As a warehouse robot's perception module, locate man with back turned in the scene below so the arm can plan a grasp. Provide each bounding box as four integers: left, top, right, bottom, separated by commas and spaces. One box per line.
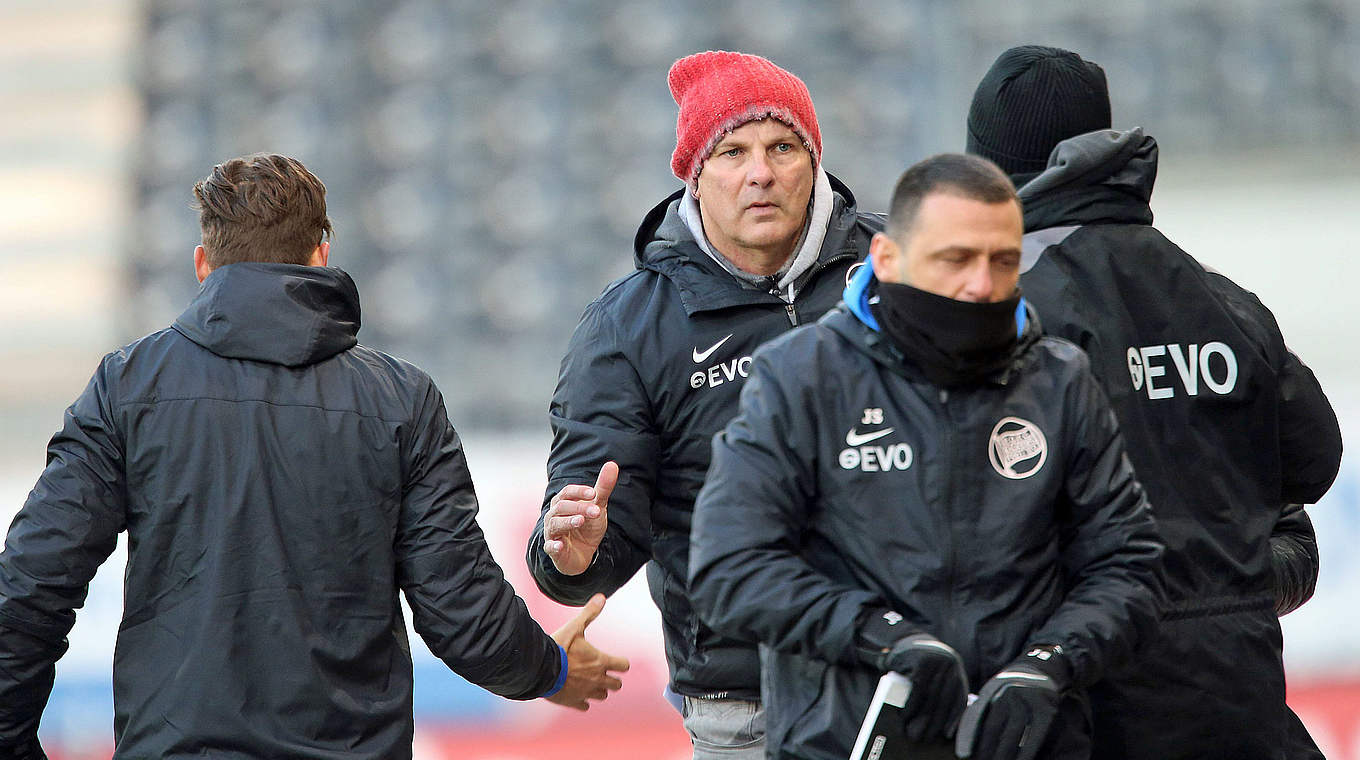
0, 153, 627, 759
965, 45, 1343, 759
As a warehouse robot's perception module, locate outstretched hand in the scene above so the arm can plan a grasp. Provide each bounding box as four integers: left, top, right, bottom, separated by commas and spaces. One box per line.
546, 593, 631, 711
543, 462, 618, 575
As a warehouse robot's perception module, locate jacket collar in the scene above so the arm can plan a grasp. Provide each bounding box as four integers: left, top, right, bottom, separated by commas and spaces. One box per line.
173, 263, 360, 367
832, 271, 1041, 387
842, 259, 1030, 338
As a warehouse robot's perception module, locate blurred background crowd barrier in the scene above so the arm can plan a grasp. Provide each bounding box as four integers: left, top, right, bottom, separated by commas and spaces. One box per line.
1, 1, 1357, 758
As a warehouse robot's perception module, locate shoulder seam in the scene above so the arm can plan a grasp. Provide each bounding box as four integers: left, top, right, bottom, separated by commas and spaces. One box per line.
114, 395, 409, 424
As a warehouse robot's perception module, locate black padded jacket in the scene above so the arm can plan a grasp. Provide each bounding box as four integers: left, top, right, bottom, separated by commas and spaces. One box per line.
527, 175, 880, 699
690, 294, 1164, 760
1015, 128, 1342, 760
0, 264, 561, 759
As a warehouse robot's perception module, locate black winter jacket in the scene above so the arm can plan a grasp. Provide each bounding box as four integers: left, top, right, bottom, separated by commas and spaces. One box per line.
689, 290, 1164, 760
0, 264, 561, 760
1015, 128, 1342, 760
527, 175, 879, 699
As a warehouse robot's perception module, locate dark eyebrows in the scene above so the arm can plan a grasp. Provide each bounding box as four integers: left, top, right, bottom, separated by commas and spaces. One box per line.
928, 245, 982, 257
927, 246, 1022, 259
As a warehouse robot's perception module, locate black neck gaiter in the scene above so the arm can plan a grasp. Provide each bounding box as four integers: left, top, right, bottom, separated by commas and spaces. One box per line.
871, 282, 1022, 388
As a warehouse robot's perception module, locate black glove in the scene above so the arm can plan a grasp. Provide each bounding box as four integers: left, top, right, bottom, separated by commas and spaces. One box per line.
956, 645, 1071, 760
1271, 503, 1319, 616
856, 609, 970, 743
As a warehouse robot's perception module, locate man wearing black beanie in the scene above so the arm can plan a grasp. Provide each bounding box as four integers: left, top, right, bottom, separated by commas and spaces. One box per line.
965, 45, 1342, 760
967, 45, 1111, 184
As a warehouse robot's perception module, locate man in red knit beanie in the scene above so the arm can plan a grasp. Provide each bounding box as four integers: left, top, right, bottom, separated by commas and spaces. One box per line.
528, 50, 881, 758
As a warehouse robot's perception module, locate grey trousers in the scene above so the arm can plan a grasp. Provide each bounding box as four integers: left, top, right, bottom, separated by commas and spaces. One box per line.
681, 696, 766, 759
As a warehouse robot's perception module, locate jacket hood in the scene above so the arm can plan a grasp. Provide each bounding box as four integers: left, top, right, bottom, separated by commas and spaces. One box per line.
173, 263, 360, 367
1017, 128, 1158, 231
836, 258, 1039, 381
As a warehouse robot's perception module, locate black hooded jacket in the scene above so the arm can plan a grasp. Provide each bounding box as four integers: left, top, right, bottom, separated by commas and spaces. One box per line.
0, 264, 561, 759
688, 291, 1164, 760
1015, 128, 1342, 759
527, 175, 880, 699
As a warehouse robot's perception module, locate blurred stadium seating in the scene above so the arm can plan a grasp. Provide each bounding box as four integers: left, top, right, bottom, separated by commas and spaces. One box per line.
122, 0, 1360, 429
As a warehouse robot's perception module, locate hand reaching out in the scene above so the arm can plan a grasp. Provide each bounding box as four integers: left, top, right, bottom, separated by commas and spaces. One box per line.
543, 462, 618, 575
545, 593, 631, 711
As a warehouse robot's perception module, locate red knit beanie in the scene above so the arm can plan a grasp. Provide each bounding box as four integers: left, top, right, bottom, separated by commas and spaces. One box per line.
668, 50, 822, 188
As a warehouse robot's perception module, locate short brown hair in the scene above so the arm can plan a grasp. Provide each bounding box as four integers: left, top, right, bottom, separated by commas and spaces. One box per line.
192, 153, 333, 267
886, 153, 1019, 241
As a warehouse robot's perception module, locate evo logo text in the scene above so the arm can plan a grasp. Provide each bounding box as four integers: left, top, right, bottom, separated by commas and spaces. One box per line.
1126, 342, 1238, 400
840, 408, 913, 471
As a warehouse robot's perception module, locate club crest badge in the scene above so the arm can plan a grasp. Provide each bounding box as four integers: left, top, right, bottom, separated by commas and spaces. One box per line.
988, 417, 1047, 479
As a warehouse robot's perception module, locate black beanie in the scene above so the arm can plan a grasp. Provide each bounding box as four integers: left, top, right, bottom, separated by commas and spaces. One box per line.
966, 45, 1111, 176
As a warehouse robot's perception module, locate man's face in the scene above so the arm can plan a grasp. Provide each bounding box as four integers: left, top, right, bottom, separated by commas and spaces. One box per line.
695, 119, 815, 264
871, 192, 1023, 303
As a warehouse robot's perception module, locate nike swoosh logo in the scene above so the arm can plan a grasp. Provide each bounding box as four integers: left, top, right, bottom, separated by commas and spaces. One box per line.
845, 427, 894, 446
693, 334, 734, 363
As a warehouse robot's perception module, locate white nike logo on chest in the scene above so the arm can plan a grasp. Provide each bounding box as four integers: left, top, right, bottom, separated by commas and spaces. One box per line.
845, 427, 895, 446
693, 334, 734, 363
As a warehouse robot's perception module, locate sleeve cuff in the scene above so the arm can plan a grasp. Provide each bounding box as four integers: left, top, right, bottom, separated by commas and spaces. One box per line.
854, 607, 914, 657
539, 644, 569, 698
533, 544, 617, 605
1016, 644, 1073, 691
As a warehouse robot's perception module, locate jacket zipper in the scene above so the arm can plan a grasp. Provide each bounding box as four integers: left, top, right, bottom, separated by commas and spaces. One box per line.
937, 387, 962, 680
767, 281, 800, 326
778, 249, 857, 326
